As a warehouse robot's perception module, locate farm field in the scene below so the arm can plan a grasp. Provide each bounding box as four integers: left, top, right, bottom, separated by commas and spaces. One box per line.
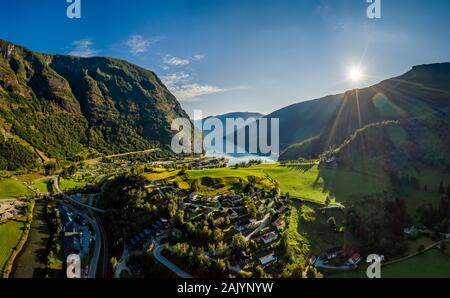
331, 249, 450, 278
32, 179, 53, 193
0, 178, 33, 199
252, 163, 332, 203
59, 178, 86, 190
0, 220, 26, 273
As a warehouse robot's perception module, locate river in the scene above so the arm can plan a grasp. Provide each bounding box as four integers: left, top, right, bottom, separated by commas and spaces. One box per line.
11, 199, 50, 278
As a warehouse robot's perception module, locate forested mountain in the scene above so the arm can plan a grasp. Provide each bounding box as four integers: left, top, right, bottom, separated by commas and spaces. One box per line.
0, 39, 189, 170
279, 63, 450, 167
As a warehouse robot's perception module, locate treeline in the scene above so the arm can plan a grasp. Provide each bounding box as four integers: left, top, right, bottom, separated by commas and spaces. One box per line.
164, 243, 231, 278
44, 201, 64, 278
99, 174, 181, 254
0, 137, 38, 170
345, 195, 413, 257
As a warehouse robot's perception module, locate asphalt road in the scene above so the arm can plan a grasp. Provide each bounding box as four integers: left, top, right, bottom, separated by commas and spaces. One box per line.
152, 244, 193, 278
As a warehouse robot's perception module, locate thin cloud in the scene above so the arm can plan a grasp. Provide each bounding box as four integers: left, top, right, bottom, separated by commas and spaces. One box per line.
192, 54, 205, 61
163, 55, 190, 66
161, 72, 225, 101
126, 35, 155, 55
68, 39, 99, 57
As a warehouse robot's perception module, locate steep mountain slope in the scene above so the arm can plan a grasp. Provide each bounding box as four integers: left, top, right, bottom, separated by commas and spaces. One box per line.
0, 39, 189, 170
266, 94, 342, 150
280, 63, 450, 161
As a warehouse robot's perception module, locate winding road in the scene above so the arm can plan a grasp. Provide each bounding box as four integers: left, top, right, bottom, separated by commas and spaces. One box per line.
152, 244, 193, 278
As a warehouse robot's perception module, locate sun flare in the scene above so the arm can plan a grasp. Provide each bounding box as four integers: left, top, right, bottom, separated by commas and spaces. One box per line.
348, 67, 363, 82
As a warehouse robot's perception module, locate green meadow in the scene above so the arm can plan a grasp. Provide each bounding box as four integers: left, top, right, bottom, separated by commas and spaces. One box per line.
0, 220, 26, 273
331, 249, 450, 278
59, 178, 86, 190
147, 162, 392, 204
0, 178, 33, 199
32, 179, 53, 193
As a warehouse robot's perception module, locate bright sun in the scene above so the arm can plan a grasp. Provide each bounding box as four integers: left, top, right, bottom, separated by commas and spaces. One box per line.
348, 67, 363, 82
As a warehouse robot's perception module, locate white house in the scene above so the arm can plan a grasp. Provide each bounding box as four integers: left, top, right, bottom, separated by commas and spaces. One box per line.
259, 254, 277, 266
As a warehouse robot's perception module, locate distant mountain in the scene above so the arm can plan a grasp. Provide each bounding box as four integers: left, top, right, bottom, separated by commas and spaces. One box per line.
194, 112, 264, 131
0, 39, 189, 170
280, 63, 450, 165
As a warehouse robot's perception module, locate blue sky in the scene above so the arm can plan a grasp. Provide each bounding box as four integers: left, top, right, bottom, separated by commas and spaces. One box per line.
1, 0, 450, 118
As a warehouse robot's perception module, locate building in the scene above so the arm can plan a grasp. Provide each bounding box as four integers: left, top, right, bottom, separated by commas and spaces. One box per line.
261, 232, 278, 244
171, 228, 183, 240
259, 254, 277, 266
272, 217, 285, 228
347, 253, 361, 266
403, 225, 416, 235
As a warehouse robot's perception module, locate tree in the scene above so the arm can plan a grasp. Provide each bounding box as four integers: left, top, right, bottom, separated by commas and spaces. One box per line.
327, 217, 337, 231
110, 257, 118, 272
213, 228, 224, 242
282, 262, 304, 278
248, 202, 257, 219
232, 233, 248, 250
254, 265, 269, 278
190, 180, 199, 192
325, 196, 331, 206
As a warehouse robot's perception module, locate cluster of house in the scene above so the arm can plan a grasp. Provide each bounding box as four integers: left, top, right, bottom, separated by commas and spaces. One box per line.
309, 247, 363, 269
189, 159, 226, 170
127, 218, 170, 251
59, 206, 93, 277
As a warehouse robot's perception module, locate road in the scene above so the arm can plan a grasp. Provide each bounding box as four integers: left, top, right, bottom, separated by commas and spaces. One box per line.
53, 176, 106, 278
84, 148, 160, 164
245, 213, 271, 240
53, 176, 105, 213
59, 203, 101, 278
152, 244, 193, 278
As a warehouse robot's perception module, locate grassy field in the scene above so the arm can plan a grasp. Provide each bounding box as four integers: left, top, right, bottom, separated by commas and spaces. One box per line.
332, 249, 450, 278
32, 179, 53, 193
0, 220, 26, 273
253, 163, 331, 203
168, 167, 273, 195
288, 201, 350, 257
59, 178, 86, 190
149, 162, 390, 204
145, 168, 180, 181
0, 178, 33, 199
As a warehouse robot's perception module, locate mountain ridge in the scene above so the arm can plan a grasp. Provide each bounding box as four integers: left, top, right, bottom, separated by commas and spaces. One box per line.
0, 38, 189, 170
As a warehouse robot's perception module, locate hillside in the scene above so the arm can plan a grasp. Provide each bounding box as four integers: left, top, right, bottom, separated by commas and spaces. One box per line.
280, 63, 450, 163
0, 39, 189, 170
266, 95, 342, 150
194, 112, 263, 131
